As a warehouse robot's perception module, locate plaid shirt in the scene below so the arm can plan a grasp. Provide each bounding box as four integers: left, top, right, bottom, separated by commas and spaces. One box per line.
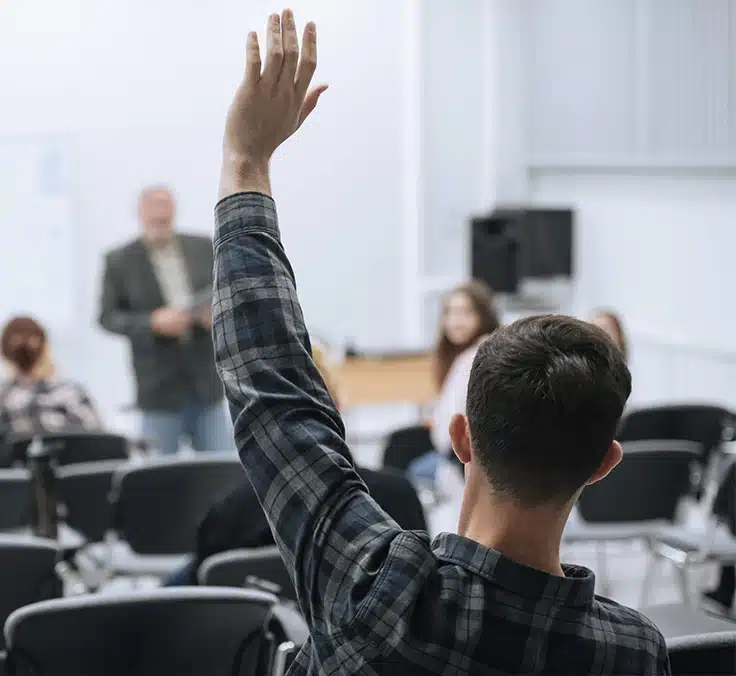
0, 377, 101, 439
213, 193, 669, 675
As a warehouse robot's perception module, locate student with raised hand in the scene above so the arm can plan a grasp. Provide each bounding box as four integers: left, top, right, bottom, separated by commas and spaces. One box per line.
212, 9, 669, 674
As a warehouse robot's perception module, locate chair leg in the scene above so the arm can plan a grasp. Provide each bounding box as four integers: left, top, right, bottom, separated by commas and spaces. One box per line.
676, 563, 693, 605
640, 550, 659, 608
596, 542, 610, 597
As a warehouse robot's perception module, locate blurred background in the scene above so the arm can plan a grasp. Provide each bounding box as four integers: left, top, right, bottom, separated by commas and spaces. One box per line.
3, 0, 735, 423
3, 3, 736, 663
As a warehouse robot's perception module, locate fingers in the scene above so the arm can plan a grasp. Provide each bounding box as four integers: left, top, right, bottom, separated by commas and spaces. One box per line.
262, 13, 284, 85
297, 84, 328, 129
295, 21, 317, 96
280, 9, 299, 84
245, 31, 261, 84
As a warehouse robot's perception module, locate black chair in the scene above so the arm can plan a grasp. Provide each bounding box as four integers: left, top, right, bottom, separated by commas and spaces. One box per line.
382, 424, 434, 472
576, 440, 699, 524
56, 460, 122, 543
644, 444, 736, 605
563, 440, 701, 597
667, 631, 736, 675
199, 546, 297, 602
642, 603, 736, 642
4, 432, 130, 468
0, 470, 31, 532
360, 466, 428, 531
0, 535, 60, 651
4, 587, 305, 676
619, 405, 735, 463
108, 453, 244, 577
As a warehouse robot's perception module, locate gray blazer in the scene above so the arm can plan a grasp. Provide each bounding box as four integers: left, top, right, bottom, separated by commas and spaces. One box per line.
98, 234, 223, 411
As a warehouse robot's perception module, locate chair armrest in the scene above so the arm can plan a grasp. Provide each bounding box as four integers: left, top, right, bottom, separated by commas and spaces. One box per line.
270, 603, 309, 647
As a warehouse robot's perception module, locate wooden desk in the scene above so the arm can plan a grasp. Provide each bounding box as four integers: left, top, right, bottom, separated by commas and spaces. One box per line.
338, 352, 435, 408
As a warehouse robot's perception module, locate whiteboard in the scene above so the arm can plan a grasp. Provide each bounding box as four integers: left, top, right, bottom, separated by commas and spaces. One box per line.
0, 137, 76, 330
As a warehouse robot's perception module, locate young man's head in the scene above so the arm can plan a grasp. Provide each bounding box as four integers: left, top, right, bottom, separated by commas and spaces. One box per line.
450, 315, 631, 511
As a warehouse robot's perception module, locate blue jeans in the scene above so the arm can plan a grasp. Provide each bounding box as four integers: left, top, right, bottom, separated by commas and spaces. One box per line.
141, 400, 234, 454
407, 451, 441, 486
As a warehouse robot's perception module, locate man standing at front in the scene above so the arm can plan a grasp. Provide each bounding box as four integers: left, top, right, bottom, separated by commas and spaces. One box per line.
99, 186, 231, 453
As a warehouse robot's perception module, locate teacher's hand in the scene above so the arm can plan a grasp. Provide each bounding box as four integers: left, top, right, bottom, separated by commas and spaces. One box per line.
151, 307, 191, 337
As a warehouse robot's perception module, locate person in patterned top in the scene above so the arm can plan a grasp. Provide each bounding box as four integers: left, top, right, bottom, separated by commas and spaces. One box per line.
0, 316, 101, 438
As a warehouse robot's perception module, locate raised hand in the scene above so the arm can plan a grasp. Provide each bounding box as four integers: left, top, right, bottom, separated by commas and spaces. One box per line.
221, 9, 327, 197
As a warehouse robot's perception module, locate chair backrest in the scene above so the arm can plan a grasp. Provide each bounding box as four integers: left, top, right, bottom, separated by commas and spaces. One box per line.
7, 433, 130, 467
382, 424, 434, 472
359, 467, 427, 531
112, 453, 244, 555
0, 535, 59, 651
0, 469, 31, 531
4, 587, 278, 676
198, 546, 297, 602
667, 631, 736, 675
56, 460, 122, 542
577, 440, 701, 523
618, 405, 735, 460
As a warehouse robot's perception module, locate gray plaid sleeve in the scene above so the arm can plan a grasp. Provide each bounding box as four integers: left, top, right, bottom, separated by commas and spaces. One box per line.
212, 193, 403, 636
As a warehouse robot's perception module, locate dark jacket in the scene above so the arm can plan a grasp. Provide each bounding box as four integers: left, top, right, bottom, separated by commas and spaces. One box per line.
98, 234, 223, 411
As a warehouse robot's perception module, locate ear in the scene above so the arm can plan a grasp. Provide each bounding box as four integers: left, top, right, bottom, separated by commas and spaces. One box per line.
449, 413, 473, 465
586, 440, 623, 486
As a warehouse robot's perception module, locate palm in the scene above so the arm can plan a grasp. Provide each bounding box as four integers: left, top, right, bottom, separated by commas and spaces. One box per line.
225, 11, 326, 164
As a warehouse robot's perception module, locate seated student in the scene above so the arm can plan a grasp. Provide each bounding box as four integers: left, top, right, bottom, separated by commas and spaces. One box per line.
165, 341, 427, 586
408, 280, 499, 490
210, 11, 669, 674
0, 316, 101, 437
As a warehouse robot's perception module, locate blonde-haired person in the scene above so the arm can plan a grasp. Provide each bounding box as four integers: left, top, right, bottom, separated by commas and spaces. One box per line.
590, 310, 628, 362
0, 316, 101, 437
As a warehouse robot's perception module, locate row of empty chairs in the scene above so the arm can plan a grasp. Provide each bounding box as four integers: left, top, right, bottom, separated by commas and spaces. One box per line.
558, 403, 736, 655
2, 411, 736, 673
0, 448, 242, 558
1, 587, 305, 676
0, 534, 730, 675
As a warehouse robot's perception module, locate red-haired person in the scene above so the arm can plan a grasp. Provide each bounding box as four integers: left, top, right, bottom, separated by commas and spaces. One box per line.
0, 316, 101, 437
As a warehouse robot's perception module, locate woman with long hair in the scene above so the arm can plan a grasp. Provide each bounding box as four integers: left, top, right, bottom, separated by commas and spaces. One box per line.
0, 316, 101, 436
408, 280, 500, 489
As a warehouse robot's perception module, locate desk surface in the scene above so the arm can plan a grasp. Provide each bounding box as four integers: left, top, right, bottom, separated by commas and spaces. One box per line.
338, 352, 435, 408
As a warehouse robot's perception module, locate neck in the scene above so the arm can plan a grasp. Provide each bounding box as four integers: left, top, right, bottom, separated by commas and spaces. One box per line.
144, 233, 174, 249
12, 361, 53, 382
457, 470, 573, 577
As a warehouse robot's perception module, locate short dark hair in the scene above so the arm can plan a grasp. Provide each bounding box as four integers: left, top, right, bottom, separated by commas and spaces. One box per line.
466, 315, 631, 507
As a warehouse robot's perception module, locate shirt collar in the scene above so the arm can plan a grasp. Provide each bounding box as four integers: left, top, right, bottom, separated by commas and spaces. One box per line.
431, 532, 596, 608
143, 234, 179, 255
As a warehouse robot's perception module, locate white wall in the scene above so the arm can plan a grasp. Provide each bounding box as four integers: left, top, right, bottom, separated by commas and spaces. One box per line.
531, 171, 736, 408
4, 0, 733, 420
0, 0, 410, 418
517, 0, 736, 408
